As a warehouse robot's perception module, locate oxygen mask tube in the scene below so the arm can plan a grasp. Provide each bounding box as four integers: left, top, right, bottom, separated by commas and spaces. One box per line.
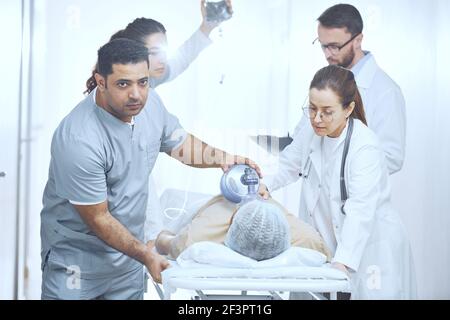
163, 171, 192, 222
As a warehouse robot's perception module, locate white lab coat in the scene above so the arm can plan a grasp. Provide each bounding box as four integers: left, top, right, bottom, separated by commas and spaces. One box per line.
294, 53, 406, 175
355, 53, 406, 175
265, 119, 416, 299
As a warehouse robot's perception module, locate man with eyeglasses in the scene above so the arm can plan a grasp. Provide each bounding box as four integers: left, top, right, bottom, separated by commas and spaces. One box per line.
300, 4, 406, 175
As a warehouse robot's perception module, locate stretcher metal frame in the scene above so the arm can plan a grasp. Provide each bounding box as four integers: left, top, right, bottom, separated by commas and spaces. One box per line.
149, 266, 351, 300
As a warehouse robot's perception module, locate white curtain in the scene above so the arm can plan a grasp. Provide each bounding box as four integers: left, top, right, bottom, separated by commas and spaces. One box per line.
19, 0, 450, 299
0, 0, 23, 300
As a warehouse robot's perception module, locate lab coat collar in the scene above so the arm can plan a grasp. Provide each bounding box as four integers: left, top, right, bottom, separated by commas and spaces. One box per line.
354, 52, 378, 89
308, 121, 350, 182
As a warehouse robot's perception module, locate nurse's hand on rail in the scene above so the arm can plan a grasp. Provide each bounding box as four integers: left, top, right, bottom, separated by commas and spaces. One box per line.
258, 183, 271, 200
145, 250, 171, 284
332, 262, 350, 277
200, 0, 233, 36
221, 154, 263, 178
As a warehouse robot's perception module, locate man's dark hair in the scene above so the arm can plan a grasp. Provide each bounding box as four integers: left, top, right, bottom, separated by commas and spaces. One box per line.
110, 18, 166, 44
97, 38, 149, 78
318, 4, 363, 36
85, 19, 165, 94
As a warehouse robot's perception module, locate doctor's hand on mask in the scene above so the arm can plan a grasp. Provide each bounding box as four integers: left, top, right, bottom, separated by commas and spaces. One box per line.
221, 154, 263, 179
258, 183, 271, 200
200, 0, 233, 36
145, 250, 171, 284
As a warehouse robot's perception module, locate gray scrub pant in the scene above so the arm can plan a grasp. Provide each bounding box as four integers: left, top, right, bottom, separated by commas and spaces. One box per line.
41, 259, 145, 300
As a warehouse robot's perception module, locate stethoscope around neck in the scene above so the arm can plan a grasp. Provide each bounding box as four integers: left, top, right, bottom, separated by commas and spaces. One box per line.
301, 117, 354, 215
339, 117, 354, 215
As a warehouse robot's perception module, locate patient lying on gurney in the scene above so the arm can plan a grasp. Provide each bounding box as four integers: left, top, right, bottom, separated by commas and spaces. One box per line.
155, 196, 331, 262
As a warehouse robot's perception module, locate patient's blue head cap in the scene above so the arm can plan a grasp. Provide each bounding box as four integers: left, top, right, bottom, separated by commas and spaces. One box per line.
224, 200, 290, 261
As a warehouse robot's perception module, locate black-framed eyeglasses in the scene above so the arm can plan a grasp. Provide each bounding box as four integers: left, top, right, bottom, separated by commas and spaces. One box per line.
312, 33, 361, 55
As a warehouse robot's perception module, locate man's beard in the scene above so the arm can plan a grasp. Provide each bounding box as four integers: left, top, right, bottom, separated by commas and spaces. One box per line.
327, 48, 356, 69
337, 49, 355, 69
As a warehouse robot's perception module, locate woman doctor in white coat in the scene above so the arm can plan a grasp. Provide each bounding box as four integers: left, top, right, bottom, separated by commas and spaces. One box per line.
259, 65, 416, 300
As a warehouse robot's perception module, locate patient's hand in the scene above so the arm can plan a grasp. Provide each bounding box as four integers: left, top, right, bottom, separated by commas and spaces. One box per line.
145, 250, 171, 284
258, 183, 271, 200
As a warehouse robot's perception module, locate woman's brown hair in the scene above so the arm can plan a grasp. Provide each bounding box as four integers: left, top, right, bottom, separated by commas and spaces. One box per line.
310, 65, 367, 126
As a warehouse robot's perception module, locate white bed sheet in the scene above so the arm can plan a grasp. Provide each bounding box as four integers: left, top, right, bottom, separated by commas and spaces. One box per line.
176, 241, 328, 269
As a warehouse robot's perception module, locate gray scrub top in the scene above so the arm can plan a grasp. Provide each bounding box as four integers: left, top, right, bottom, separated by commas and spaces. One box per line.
40, 89, 187, 279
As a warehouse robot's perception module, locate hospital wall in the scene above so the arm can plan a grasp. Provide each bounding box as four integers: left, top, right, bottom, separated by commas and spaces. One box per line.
0, 0, 449, 299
